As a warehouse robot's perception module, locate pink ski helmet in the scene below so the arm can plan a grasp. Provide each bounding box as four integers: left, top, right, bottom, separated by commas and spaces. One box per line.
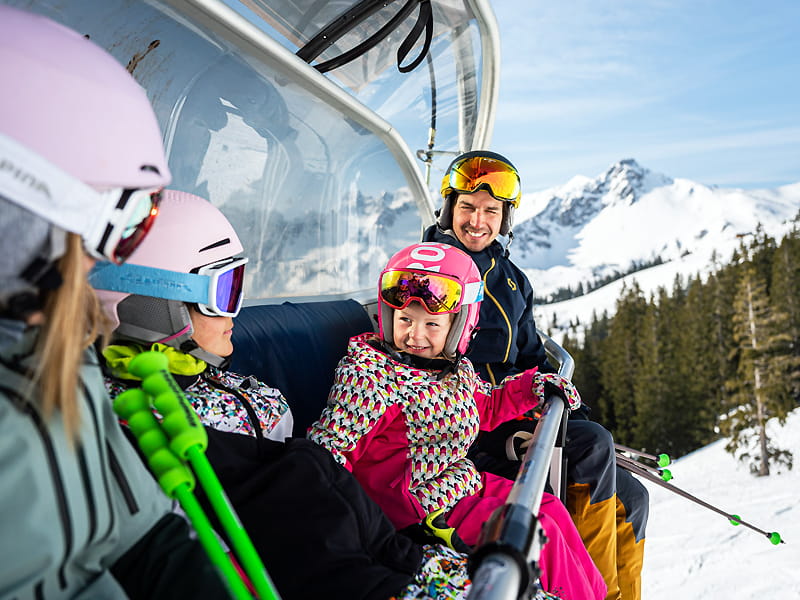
91, 190, 246, 367
0, 6, 171, 316
0, 6, 169, 191
378, 242, 483, 360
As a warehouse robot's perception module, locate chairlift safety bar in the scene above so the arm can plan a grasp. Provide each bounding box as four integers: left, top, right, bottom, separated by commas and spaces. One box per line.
467, 330, 574, 600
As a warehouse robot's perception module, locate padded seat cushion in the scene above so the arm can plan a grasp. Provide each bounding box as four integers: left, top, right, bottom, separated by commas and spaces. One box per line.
231, 300, 374, 436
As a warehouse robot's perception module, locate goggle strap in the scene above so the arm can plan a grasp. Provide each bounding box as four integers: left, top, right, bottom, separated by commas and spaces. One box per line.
89, 262, 213, 307
463, 280, 484, 304
0, 132, 108, 239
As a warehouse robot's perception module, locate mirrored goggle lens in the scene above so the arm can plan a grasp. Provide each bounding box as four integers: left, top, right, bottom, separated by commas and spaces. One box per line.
112, 188, 162, 264
380, 270, 464, 314
444, 156, 521, 205
214, 261, 246, 314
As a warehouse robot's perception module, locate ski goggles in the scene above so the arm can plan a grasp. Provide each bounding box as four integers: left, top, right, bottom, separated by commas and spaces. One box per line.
90, 255, 248, 317
441, 154, 522, 207
379, 269, 483, 315
0, 132, 162, 264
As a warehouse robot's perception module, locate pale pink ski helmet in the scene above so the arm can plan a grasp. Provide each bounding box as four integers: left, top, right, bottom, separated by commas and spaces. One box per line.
378, 242, 483, 360
91, 190, 246, 367
0, 6, 170, 316
0, 5, 170, 190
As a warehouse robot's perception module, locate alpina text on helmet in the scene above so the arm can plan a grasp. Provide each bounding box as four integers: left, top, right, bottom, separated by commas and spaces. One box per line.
0, 159, 51, 199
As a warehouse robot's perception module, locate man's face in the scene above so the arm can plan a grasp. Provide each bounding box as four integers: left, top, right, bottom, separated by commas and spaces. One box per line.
451, 190, 504, 252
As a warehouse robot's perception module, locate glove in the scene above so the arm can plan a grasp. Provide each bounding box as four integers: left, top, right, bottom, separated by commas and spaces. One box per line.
532, 372, 582, 412
401, 508, 471, 554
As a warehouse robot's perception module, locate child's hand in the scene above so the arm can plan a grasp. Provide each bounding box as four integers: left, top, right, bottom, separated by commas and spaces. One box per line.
532, 372, 582, 411
401, 508, 471, 554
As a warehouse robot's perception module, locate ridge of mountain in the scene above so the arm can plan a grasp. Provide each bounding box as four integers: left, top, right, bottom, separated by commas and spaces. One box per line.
509, 159, 800, 339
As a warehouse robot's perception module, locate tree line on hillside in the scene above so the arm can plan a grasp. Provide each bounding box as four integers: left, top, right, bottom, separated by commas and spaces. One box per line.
535, 256, 665, 305
558, 218, 800, 476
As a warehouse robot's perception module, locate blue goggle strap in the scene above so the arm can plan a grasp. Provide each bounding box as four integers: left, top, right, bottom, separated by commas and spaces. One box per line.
89, 262, 213, 307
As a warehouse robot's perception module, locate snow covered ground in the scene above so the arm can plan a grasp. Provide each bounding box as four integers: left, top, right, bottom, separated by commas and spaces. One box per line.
641, 408, 800, 598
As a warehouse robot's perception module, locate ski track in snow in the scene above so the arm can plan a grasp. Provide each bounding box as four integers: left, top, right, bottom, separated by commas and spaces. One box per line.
640, 408, 800, 598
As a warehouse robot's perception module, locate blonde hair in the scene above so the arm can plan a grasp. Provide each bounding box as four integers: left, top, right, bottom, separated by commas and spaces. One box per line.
32, 233, 110, 440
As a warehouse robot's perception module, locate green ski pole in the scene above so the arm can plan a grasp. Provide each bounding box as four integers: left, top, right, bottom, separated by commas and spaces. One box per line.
614, 443, 671, 468
616, 452, 673, 482
128, 351, 281, 600
616, 454, 785, 545
113, 385, 252, 600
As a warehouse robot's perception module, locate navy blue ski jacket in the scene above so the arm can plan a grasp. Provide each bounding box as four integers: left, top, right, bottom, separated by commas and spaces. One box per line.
422, 225, 554, 384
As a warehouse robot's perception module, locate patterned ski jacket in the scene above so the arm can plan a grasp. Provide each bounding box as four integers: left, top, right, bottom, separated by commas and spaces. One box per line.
104, 345, 293, 442
307, 333, 541, 530
422, 225, 553, 384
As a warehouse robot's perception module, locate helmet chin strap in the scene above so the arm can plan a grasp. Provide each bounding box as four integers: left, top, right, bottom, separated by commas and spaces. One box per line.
114, 297, 231, 369
503, 231, 514, 257
178, 337, 230, 369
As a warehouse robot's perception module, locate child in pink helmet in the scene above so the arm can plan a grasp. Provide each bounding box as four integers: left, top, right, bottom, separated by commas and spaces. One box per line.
308, 242, 606, 600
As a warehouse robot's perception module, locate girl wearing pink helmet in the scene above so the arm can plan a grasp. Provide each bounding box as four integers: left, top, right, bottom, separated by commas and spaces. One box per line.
0, 6, 227, 599
309, 242, 606, 600
91, 189, 294, 441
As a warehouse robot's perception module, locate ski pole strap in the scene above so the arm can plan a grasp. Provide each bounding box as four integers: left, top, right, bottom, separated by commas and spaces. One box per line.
125, 351, 281, 599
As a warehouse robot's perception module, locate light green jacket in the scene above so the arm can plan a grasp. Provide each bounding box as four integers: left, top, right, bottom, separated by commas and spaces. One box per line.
0, 325, 171, 599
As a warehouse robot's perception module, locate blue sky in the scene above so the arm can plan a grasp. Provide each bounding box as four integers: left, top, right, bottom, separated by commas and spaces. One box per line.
490, 0, 800, 192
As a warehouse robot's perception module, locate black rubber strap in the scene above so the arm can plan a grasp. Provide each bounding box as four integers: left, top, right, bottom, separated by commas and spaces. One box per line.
396, 0, 433, 73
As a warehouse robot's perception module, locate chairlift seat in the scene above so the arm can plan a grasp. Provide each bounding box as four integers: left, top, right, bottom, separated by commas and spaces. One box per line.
230, 300, 374, 437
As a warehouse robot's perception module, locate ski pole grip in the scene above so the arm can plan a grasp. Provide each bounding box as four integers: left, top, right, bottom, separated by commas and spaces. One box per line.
127, 352, 208, 459
113, 387, 195, 496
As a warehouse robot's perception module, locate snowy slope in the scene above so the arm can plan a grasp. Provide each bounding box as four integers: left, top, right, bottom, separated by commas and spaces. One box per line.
640, 408, 800, 598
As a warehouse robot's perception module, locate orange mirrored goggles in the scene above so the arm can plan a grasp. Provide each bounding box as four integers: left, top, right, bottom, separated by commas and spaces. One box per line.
441, 155, 521, 208
379, 269, 484, 315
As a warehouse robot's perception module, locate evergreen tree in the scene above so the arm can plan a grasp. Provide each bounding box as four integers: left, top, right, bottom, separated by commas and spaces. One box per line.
681, 274, 725, 446
599, 281, 648, 445
770, 226, 800, 358
630, 294, 665, 451
723, 253, 797, 475
572, 311, 609, 424
707, 251, 739, 430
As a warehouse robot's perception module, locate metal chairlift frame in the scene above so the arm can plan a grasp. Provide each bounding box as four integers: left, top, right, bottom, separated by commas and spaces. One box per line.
467, 330, 572, 600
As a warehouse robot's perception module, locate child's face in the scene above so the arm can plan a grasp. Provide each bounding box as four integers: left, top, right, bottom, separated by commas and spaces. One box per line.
189, 306, 234, 358
392, 302, 453, 359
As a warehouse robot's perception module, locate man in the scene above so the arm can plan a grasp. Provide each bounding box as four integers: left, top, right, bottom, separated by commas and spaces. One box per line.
422, 150, 649, 600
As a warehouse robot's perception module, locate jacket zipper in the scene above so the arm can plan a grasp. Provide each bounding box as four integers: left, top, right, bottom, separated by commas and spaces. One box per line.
481, 257, 514, 367
107, 442, 139, 514
80, 380, 138, 515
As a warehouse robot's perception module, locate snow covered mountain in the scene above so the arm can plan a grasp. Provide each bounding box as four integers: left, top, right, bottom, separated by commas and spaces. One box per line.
508, 159, 800, 338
